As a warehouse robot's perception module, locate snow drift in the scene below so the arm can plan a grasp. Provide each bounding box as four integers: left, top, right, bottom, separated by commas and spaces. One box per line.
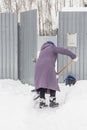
0, 79, 87, 130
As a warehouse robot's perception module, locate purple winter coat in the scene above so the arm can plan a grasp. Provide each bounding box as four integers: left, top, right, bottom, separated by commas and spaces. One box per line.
34, 43, 76, 91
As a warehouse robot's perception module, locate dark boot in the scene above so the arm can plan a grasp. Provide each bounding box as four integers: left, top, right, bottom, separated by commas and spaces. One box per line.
49, 97, 59, 108
39, 98, 48, 108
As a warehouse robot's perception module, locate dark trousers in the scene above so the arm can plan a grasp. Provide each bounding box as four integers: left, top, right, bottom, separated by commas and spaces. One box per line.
38, 88, 56, 99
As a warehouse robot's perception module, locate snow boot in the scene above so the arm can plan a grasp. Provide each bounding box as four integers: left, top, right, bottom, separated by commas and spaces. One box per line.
49, 97, 59, 108
39, 98, 48, 108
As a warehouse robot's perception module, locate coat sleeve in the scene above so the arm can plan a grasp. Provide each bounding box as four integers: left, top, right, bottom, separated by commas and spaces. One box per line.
53, 46, 76, 59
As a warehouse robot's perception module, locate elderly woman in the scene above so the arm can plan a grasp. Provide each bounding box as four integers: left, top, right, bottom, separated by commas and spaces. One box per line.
34, 41, 76, 108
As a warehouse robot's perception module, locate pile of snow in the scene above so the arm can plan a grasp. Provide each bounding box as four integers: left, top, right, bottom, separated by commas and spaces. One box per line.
0, 79, 87, 130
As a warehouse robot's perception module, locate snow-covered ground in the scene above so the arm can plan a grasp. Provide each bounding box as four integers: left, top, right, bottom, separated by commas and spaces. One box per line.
0, 79, 87, 130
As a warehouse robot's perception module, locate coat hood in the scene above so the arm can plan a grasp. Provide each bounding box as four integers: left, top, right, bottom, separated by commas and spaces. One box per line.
41, 43, 54, 51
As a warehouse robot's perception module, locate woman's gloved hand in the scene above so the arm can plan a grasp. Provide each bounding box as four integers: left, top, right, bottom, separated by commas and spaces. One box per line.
73, 57, 78, 62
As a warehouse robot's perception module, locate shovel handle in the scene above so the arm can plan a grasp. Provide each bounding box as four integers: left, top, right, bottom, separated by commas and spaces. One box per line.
56, 59, 75, 76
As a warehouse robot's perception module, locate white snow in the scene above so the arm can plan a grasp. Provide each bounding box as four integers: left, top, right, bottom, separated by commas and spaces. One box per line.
0, 79, 87, 130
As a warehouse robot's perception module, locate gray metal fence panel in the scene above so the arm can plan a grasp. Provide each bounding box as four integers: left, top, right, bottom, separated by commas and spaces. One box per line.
19, 10, 37, 85
0, 13, 18, 79
0, 14, 2, 78
58, 11, 87, 82
84, 12, 87, 79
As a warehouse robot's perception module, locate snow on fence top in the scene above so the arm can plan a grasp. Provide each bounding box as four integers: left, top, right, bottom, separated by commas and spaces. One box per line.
62, 7, 87, 12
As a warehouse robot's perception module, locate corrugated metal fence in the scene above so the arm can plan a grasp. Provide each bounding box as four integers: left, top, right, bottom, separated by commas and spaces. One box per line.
0, 10, 37, 85
18, 10, 37, 85
58, 11, 87, 82
0, 13, 18, 79
1, 10, 87, 84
